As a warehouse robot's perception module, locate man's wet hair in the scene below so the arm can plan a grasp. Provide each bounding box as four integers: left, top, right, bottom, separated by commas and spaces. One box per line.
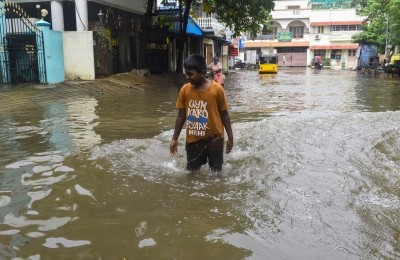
184, 54, 207, 73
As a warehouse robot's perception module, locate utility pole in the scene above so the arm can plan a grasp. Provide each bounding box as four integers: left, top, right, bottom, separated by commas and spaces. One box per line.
385, 15, 390, 60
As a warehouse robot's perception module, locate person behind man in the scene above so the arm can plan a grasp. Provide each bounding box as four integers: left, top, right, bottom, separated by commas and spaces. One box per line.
207, 56, 225, 87
170, 54, 233, 172
282, 54, 286, 67
314, 55, 322, 70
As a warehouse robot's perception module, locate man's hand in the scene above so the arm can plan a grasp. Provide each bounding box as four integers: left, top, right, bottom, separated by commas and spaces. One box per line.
170, 139, 178, 155
225, 138, 233, 154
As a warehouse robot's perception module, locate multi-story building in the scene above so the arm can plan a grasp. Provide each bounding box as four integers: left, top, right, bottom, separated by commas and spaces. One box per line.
156, 1, 231, 72
241, 0, 365, 69
192, 5, 232, 70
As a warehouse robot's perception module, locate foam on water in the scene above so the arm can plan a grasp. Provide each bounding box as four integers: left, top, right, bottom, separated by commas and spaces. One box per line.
88, 110, 400, 258
90, 110, 400, 177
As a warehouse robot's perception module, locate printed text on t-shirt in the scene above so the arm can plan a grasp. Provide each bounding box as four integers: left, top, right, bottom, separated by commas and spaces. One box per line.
187, 99, 208, 137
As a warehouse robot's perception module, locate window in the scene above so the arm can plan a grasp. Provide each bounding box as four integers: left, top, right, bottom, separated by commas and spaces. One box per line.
348, 50, 357, 56
289, 26, 304, 38
331, 25, 362, 31
317, 26, 324, 34
287, 5, 300, 15
314, 50, 326, 58
331, 49, 341, 61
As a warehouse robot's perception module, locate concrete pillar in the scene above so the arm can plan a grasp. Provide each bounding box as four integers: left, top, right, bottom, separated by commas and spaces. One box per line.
36, 19, 51, 83
36, 18, 66, 83
51, 1, 64, 31
75, 0, 88, 31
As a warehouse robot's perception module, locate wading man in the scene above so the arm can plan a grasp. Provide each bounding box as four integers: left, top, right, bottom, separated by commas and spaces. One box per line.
169, 54, 233, 172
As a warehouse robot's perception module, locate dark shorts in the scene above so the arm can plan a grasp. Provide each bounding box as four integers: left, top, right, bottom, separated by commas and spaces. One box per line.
185, 137, 224, 171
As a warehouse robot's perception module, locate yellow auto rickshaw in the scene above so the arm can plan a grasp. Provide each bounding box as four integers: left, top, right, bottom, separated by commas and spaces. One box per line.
383, 53, 400, 77
258, 53, 278, 74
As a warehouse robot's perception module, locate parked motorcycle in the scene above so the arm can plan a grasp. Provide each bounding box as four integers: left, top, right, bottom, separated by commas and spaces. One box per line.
233, 60, 247, 69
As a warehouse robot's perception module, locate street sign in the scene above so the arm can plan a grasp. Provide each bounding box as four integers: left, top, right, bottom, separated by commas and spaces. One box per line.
228, 44, 239, 56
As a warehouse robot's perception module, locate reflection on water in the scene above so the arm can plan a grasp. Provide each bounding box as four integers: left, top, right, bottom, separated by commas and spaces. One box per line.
0, 69, 399, 259
226, 68, 400, 120
0, 88, 101, 166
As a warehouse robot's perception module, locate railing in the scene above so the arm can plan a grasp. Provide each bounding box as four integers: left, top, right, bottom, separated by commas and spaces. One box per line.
272, 9, 311, 19
196, 17, 226, 32
309, 0, 352, 10
253, 34, 277, 40
248, 33, 310, 41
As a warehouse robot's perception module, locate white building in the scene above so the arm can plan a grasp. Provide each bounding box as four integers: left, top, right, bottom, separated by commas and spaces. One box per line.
242, 0, 365, 69
192, 5, 233, 71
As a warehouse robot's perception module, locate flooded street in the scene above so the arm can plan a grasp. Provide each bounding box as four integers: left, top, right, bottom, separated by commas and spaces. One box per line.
0, 68, 399, 259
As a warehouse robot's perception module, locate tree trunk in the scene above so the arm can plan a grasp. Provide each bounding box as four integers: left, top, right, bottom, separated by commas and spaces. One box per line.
138, 0, 155, 69
176, 0, 192, 74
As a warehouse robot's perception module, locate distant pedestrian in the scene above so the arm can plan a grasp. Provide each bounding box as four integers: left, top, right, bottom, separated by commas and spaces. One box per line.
282, 54, 286, 67
314, 55, 322, 70
207, 56, 225, 87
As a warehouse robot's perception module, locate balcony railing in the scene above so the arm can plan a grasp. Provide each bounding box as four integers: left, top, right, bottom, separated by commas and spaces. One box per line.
253, 34, 277, 40
196, 17, 226, 32
247, 33, 309, 41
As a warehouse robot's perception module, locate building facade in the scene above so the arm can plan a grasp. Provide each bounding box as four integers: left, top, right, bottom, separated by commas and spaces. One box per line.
192, 5, 232, 72
241, 0, 365, 69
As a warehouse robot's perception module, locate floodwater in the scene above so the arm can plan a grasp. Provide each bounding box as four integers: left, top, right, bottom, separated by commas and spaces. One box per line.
0, 68, 399, 259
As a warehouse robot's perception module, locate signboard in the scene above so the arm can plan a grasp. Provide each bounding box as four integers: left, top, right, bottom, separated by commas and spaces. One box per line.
239, 39, 245, 49
228, 44, 239, 56
278, 32, 293, 42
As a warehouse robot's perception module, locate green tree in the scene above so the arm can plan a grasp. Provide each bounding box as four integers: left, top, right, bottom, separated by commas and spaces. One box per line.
204, 0, 275, 39
351, 0, 400, 53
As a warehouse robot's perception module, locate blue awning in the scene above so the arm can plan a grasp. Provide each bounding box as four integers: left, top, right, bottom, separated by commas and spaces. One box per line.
186, 16, 202, 36
172, 16, 202, 37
